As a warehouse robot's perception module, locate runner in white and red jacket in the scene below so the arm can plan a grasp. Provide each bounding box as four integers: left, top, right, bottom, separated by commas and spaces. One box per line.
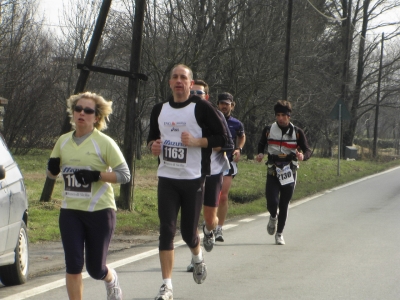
256, 100, 311, 245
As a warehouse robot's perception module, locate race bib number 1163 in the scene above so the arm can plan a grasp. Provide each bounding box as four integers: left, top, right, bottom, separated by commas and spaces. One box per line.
163, 145, 187, 168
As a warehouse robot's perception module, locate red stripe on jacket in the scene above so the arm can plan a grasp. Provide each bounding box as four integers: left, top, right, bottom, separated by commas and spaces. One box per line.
268, 140, 297, 149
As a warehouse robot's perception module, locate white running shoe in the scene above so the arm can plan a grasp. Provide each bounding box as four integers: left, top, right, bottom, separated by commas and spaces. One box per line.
193, 259, 207, 284
203, 224, 215, 252
187, 259, 194, 272
154, 284, 173, 300
267, 216, 278, 235
105, 269, 122, 300
214, 227, 224, 242
275, 233, 285, 245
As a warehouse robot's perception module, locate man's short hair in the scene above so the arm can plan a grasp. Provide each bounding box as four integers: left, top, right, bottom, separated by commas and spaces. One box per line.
170, 64, 193, 80
274, 100, 292, 116
194, 79, 209, 95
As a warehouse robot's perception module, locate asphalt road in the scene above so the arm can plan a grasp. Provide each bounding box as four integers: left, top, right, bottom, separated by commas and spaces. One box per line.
1, 166, 400, 300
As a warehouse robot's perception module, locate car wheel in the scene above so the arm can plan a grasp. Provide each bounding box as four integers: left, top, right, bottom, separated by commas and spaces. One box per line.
0, 222, 29, 286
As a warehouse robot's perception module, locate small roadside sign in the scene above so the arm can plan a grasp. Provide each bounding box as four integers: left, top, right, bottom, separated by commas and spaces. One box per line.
329, 99, 351, 120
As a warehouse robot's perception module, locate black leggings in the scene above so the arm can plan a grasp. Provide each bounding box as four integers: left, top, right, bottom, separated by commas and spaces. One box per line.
157, 176, 205, 250
59, 208, 115, 279
265, 173, 296, 233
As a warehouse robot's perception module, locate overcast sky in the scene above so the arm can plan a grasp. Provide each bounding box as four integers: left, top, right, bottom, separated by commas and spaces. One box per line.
38, 0, 65, 26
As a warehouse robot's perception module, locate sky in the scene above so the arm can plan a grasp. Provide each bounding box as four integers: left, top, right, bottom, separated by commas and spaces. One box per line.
37, 0, 125, 34
38, 0, 65, 27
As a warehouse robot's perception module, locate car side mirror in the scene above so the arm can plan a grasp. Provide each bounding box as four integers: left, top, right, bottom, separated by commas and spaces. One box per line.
0, 165, 5, 180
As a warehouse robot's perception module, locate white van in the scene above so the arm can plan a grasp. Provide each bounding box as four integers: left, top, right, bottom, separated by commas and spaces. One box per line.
0, 134, 29, 286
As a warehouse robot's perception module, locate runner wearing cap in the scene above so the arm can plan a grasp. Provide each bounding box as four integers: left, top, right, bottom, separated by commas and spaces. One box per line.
214, 92, 246, 242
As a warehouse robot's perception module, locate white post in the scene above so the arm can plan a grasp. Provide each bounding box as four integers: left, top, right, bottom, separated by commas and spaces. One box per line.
338, 104, 342, 176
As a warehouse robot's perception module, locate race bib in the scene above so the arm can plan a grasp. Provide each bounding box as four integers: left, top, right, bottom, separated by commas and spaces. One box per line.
163, 145, 187, 168
62, 167, 92, 199
162, 122, 188, 168
276, 164, 294, 185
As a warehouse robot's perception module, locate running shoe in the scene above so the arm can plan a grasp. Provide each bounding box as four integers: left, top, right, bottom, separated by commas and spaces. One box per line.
193, 259, 207, 284
154, 284, 173, 300
214, 227, 224, 242
105, 269, 123, 300
187, 259, 194, 272
203, 224, 215, 252
267, 216, 278, 235
275, 233, 285, 245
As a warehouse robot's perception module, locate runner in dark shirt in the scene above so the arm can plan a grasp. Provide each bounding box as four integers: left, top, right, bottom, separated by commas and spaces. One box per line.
256, 100, 311, 245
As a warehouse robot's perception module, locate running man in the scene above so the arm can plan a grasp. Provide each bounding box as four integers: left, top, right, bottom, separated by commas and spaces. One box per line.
215, 92, 246, 242
147, 65, 229, 300
256, 100, 311, 245
186, 80, 234, 272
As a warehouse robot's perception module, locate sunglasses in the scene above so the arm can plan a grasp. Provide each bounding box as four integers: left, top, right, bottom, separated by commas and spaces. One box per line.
190, 90, 206, 95
74, 105, 96, 114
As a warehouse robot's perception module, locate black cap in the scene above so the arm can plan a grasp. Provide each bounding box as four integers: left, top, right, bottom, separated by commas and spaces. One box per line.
218, 92, 233, 104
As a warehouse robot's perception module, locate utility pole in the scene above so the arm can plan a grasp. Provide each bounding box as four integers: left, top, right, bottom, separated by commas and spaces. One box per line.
373, 32, 384, 158
40, 0, 113, 202
40, 0, 147, 204
60, 0, 113, 135
341, 0, 352, 104
119, 0, 146, 210
282, 0, 293, 100
339, 0, 352, 159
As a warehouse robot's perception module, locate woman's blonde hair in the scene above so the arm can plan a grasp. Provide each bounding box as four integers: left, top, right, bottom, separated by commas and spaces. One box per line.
67, 92, 112, 131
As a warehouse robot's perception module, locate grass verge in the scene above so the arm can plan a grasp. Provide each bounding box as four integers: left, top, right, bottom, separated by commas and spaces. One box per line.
15, 150, 400, 243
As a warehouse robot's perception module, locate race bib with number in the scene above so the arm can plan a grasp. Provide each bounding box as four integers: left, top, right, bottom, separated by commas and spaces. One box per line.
63, 167, 92, 199
163, 145, 188, 168
275, 164, 294, 185
162, 122, 188, 168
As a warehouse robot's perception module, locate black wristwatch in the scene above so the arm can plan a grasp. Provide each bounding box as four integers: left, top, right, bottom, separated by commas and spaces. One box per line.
236, 147, 242, 153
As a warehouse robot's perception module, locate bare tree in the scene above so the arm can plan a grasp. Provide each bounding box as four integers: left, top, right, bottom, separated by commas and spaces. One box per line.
338, 0, 400, 152
3, 0, 400, 160
0, 0, 64, 153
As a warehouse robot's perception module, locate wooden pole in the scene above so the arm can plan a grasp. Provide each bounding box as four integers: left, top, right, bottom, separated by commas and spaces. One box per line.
40, 0, 112, 202
119, 0, 146, 210
282, 0, 293, 100
373, 33, 384, 158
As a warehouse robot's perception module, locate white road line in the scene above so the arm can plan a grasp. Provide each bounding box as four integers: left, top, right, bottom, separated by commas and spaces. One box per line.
221, 224, 238, 230
258, 212, 270, 217
7, 227, 234, 299
9, 166, 400, 299
2, 278, 66, 300
239, 218, 255, 222
1, 231, 231, 300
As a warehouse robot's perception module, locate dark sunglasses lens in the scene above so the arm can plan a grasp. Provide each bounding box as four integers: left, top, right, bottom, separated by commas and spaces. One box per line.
74, 105, 95, 114
190, 90, 205, 95
83, 108, 95, 114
